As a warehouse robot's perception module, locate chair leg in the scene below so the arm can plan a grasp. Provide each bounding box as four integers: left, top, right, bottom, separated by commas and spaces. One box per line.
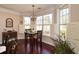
30, 44, 33, 54
29, 39, 34, 54
36, 40, 38, 53
25, 40, 27, 54
40, 42, 42, 54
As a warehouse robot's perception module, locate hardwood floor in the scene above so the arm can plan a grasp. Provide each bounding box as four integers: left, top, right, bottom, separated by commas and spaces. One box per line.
15, 39, 55, 54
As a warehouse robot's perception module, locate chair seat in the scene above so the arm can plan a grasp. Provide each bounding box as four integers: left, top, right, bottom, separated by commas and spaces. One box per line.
0, 46, 6, 53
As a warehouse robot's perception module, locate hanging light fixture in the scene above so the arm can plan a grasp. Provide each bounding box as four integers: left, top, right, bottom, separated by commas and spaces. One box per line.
31, 5, 36, 21
30, 5, 36, 31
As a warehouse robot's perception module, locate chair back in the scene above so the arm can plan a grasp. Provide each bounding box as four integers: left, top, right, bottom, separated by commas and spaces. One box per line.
6, 39, 17, 54
4, 32, 17, 54
37, 31, 42, 42
2, 31, 17, 45
25, 33, 36, 53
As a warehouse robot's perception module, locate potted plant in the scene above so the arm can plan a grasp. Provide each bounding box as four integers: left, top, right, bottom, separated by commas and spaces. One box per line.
55, 39, 74, 54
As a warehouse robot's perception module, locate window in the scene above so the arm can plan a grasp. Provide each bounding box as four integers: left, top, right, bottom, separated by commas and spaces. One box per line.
36, 14, 52, 36
43, 14, 52, 24
43, 14, 52, 36
43, 25, 50, 36
59, 8, 69, 40
24, 17, 30, 29
36, 16, 42, 30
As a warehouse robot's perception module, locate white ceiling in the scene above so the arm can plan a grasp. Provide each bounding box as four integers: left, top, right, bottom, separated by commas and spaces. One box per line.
0, 4, 59, 16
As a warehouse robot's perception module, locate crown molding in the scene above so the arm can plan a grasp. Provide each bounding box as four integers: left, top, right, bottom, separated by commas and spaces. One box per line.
0, 4, 61, 16
0, 7, 21, 15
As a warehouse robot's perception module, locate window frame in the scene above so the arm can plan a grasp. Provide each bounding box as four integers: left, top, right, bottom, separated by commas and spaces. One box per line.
36, 14, 52, 36
59, 7, 69, 40
24, 17, 31, 29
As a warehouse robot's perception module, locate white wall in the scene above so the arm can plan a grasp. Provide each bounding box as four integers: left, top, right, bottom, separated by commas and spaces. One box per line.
67, 4, 79, 53
0, 12, 23, 44
67, 22, 79, 53
52, 8, 60, 40
42, 36, 55, 46
51, 4, 79, 53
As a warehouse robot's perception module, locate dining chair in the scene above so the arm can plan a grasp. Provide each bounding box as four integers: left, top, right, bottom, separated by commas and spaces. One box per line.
6, 39, 17, 54
5, 34, 17, 54
25, 33, 34, 53
36, 30, 42, 54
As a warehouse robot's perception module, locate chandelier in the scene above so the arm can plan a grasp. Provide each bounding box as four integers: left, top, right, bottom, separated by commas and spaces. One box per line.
31, 5, 36, 21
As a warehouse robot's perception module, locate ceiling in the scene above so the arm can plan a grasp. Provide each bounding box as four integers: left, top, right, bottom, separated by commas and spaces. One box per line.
0, 4, 59, 16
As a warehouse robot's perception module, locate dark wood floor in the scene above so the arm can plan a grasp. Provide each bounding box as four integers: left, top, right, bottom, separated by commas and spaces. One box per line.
15, 39, 55, 54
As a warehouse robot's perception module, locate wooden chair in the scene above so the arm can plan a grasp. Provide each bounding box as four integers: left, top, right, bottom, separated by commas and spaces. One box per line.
25, 33, 29, 53
36, 30, 42, 53
25, 33, 34, 53
6, 39, 17, 54
2, 31, 17, 54
2, 31, 17, 45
